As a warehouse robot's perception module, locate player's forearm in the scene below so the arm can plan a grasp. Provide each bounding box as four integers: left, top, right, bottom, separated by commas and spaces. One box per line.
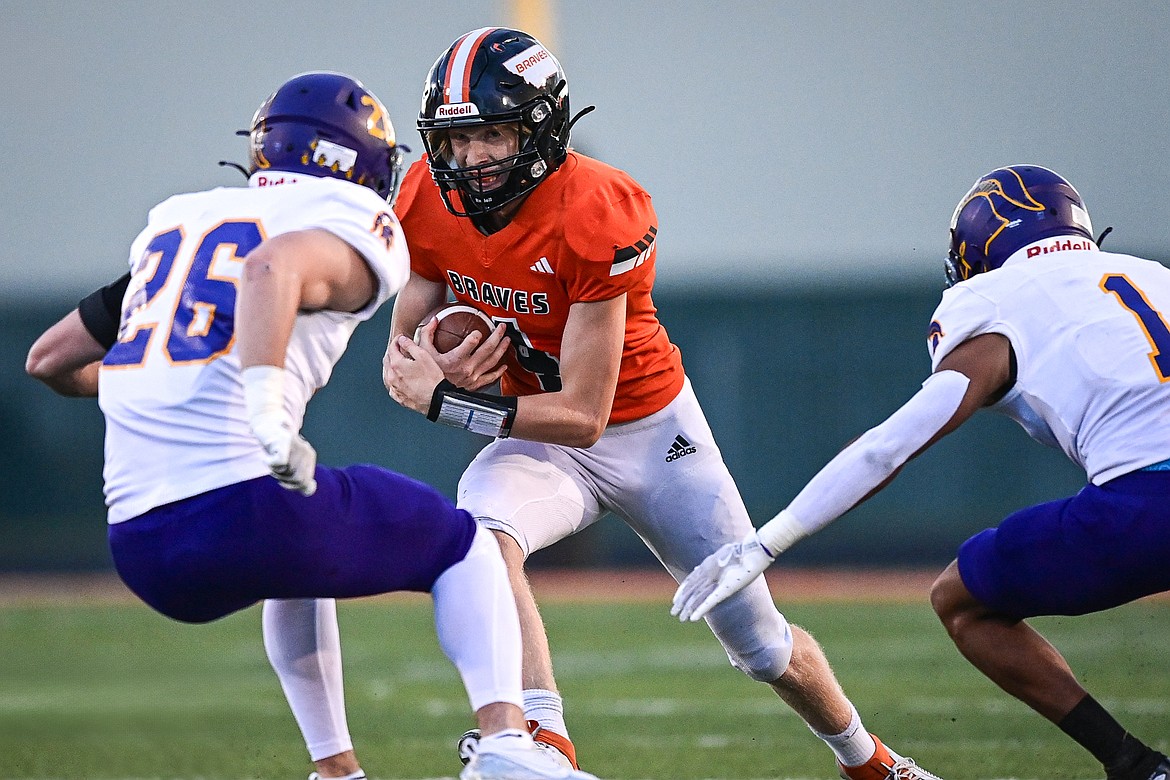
760, 370, 972, 554
32, 361, 102, 397
26, 309, 108, 397
389, 274, 446, 342
509, 392, 611, 448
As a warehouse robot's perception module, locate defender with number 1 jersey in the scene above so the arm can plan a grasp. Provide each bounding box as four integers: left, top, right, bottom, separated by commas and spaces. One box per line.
395, 151, 685, 423
928, 242, 1170, 484
99, 176, 409, 523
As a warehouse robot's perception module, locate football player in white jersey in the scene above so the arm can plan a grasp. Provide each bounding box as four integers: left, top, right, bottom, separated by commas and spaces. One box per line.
673, 164, 1170, 780
26, 72, 600, 780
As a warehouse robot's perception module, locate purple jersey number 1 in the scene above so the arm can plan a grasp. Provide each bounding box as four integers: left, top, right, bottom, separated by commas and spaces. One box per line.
1101, 273, 1170, 382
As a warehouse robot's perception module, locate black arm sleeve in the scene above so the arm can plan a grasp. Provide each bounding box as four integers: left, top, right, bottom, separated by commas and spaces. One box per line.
77, 272, 130, 350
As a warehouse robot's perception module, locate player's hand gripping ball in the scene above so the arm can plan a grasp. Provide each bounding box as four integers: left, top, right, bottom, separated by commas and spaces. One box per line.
415, 303, 497, 354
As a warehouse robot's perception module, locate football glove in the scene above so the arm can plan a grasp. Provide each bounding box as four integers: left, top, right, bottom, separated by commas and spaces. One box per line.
242, 365, 318, 497
671, 531, 775, 622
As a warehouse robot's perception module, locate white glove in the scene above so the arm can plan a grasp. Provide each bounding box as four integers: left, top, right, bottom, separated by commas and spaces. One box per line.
242, 365, 318, 497
671, 531, 775, 623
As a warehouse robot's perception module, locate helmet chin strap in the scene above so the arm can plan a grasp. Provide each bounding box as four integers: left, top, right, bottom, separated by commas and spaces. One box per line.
567, 105, 596, 131
217, 160, 250, 179
218, 128, 253, 180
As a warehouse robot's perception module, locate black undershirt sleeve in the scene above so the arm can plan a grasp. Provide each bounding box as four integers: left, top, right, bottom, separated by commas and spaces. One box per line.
77, 271, 130, 350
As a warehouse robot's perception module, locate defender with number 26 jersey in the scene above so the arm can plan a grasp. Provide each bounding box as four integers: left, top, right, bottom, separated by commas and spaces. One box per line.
100, 176, 408, 523
928, 243, 1170, 484
395, 150, 685, 424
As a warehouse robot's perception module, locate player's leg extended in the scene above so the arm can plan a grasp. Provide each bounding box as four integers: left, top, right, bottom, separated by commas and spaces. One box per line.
458, 439, 603, 769
262, 598, 364, 780
931, 561, 1085, 718
932, 474, 1170, 780
618, 381, 940, 778
490, 529, 559, 693
430, 505, 600, 779
432, 524, 527, 731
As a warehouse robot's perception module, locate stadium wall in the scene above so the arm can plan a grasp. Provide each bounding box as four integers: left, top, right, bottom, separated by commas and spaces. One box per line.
0, 287, 1083, 572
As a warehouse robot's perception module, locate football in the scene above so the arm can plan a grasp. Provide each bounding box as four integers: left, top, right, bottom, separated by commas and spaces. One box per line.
416, 303, 497, 354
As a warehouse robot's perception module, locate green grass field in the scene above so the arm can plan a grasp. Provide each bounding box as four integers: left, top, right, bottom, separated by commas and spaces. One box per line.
2, 590, 1167, 780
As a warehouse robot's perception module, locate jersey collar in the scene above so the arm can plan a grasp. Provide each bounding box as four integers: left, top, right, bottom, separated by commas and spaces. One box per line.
1003, 234, 1099, 267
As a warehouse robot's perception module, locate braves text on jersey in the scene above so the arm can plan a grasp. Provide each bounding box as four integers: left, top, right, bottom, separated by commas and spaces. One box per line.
395, 151, 685, 424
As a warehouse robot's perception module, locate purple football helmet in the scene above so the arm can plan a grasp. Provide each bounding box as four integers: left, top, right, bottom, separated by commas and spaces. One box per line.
946, 165, 1094, 286
246, 72, 405, 203
417, 27, 576, 220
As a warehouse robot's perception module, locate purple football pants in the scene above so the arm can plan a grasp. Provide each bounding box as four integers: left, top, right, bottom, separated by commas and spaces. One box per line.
108, 464, 476, 623
958, 468, 1170, 619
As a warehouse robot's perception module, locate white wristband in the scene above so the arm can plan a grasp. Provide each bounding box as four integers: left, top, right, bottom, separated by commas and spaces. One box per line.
242, 364, 286, 421
756, 508, 809, 556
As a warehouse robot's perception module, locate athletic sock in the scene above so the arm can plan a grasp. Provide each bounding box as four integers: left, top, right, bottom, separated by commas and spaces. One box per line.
523, 688, 570, 737
1057, 694, 1153, 775
809, 704, 879, 768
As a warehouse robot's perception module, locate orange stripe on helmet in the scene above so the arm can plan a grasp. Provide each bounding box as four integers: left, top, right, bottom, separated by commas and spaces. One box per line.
444, 27, 498, 104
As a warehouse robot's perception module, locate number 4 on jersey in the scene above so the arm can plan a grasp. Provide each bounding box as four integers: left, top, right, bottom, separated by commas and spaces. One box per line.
493, 317, 562, 391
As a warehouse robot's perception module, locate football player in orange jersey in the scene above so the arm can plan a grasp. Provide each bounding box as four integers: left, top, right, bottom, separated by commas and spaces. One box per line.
383, 27, 943, 780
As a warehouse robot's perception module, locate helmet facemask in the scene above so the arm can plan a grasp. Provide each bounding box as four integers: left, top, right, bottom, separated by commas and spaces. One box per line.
417, 28, 581, 225
421, 88, 567, 219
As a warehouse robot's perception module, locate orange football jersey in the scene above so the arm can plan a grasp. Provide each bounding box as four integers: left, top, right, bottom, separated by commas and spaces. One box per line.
396, 151, 685, 424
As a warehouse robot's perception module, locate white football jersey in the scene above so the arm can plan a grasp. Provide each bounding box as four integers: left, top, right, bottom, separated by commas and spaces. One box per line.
928, 238, 1170, 484
99, 175, 409, 523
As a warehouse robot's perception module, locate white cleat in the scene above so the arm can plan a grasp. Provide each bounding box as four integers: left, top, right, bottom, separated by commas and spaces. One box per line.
884, 745, 944, 780
458, 727, 575, 769
886, 757, 944, 780
459, 732, 599, 780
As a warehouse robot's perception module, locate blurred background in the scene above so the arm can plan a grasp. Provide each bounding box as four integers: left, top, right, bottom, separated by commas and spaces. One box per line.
3, 0, 1167, 572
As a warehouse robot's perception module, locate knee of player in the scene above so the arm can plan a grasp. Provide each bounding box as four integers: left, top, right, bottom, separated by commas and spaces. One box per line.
929, 561, 971, 632
724, 622, 794, 682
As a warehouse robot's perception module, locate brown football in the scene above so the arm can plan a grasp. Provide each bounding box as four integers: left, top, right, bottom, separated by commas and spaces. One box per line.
417, 303, 496, 354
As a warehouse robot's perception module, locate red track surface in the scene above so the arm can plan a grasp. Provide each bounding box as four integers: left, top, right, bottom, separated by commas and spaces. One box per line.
0, 568, 942, 606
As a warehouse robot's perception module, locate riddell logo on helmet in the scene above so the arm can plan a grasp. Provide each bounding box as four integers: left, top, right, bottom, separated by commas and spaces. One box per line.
1027, 239, 1094, 258
437, 102, 480, 118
